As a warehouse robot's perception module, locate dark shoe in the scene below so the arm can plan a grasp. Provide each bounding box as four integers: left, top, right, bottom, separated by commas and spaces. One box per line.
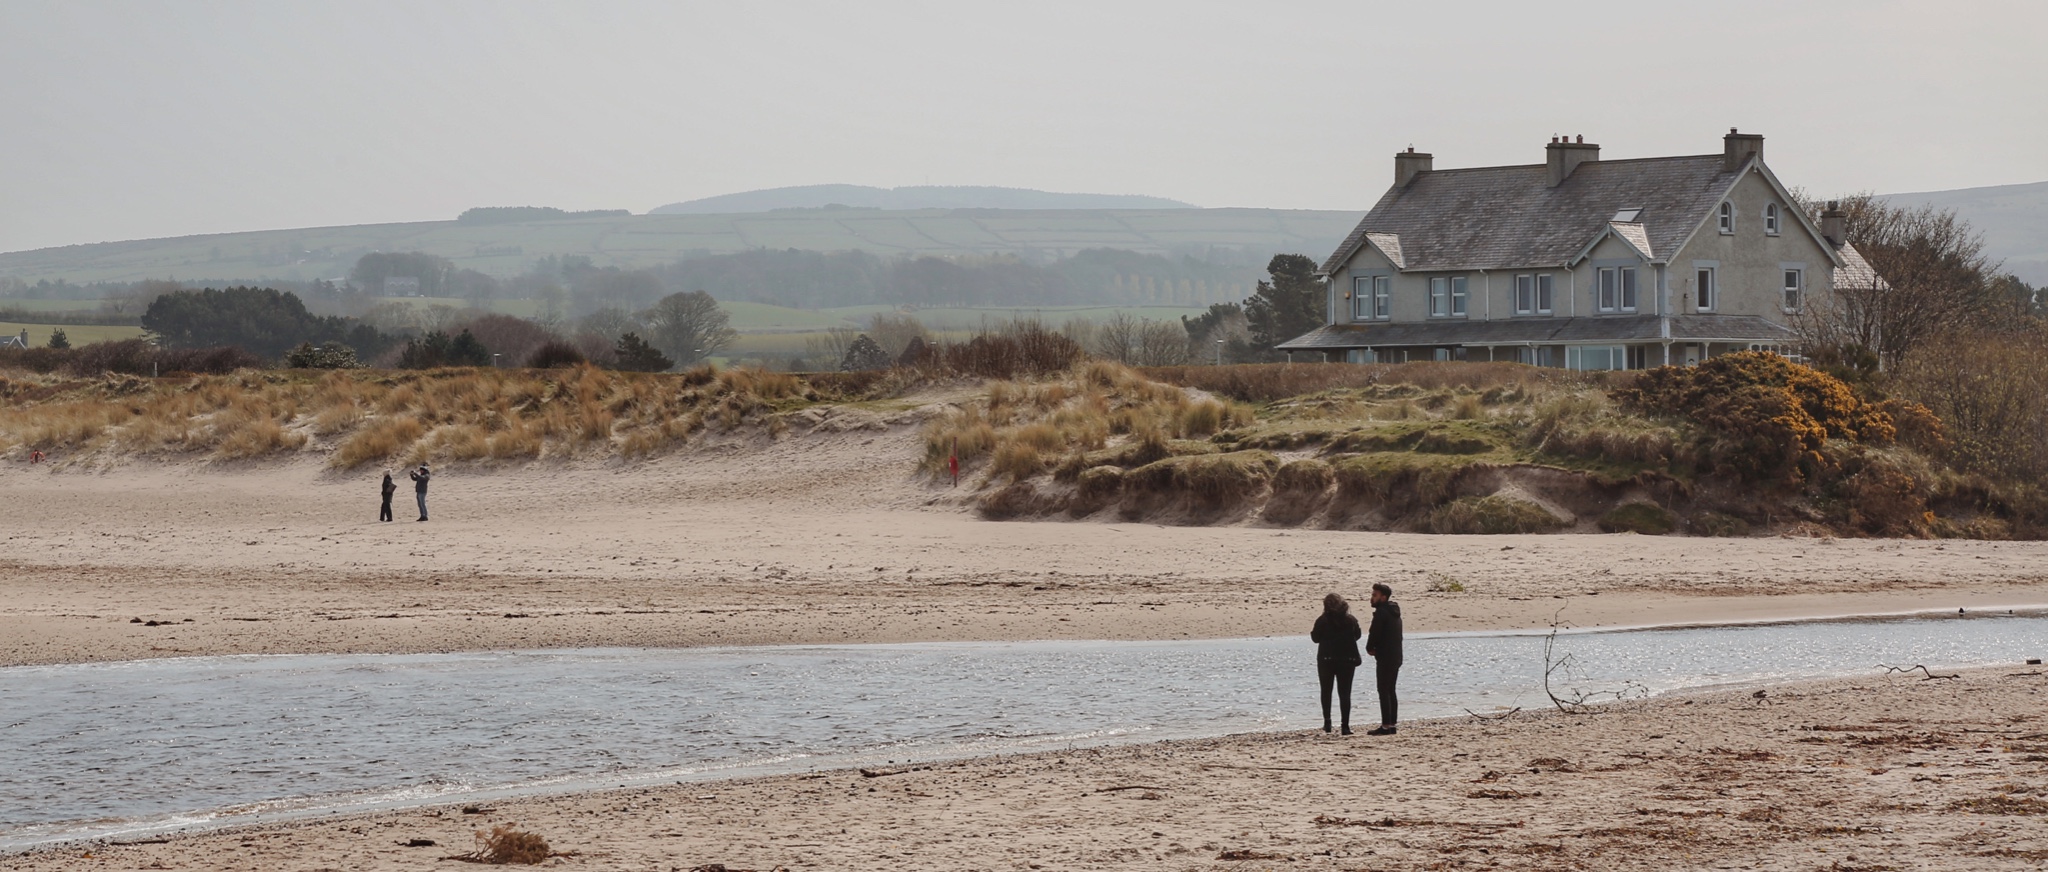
1322, 722, 1332, 734
1340, 726, 1352, 735
1367, 726, 1396, 736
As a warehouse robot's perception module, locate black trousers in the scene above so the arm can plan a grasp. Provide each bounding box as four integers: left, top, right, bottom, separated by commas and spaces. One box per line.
1375, 659, 1401, 727
379, 497, 393, 522
1317, 660, 1356, 728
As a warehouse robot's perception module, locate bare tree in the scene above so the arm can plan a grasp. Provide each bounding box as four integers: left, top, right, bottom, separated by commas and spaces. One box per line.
803, 325, 859, 365
1896, 328, 2048, 482
864, 312, 930, 357
1090, 311, 1143, 363
1135, 318, 1193, 366
639, 290, 737, 366
1795, 193, 2001, 367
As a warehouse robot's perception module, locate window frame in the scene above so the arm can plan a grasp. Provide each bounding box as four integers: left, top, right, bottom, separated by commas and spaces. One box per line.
1694, 264, 1716, 312
1535, 273, 1553, 313
1514, 274, 1534, 314
1619, 267, 1638, 312
1428, 276, 1448, 317
1763, 203, 1781, 236
1449, 275, 1468, 316
1351, 274, 1393, 321
1717, 201, 1734, 235
1598, 267, 1618, 311
1782, 266, 1805, 312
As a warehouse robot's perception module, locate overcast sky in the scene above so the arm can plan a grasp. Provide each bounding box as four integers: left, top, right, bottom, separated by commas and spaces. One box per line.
2, 0, 2043, 253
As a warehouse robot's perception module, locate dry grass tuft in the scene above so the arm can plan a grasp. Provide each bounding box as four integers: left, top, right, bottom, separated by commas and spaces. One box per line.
463, 824, 552, 864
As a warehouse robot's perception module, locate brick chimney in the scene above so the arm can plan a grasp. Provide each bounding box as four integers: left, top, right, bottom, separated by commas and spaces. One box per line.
1545, 134, 1598, 187
1394, 147, 1433, 188
1821, 200, 1846, 246
1724, 127, 1764, 172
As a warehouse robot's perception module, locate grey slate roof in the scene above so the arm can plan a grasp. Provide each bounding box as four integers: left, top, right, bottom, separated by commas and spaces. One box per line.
1275, 314, 1794, 351
1319, 154, 1743, 275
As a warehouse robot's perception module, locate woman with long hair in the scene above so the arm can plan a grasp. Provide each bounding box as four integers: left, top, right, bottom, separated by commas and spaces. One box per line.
1311, 592, 1363, 735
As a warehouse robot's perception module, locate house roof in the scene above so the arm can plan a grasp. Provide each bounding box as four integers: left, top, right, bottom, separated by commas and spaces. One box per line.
1833, 241, 1884, 289
1274, 314, 1795, 351
1320, 154, 1748, 275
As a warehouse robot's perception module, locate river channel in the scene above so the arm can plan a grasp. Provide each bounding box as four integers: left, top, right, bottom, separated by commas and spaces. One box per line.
2, 610, 2042, 849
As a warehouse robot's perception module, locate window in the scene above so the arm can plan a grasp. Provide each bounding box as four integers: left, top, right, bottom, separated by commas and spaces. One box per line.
1535, 274, 1553, 313
1612, 208, 1642, 222
1432, 347, 1451, 362
1425, 276, 1468, 317
1597, 267, 1638, 312
1567, 345, 1629, 371
1782, 268, 1804, 311
1351, 275, 1391, 320
1515, 274, 1533, 314
1718, 201, 1733, 234
1763, 203, 1781, 236
1345, 348, 1378, 364
1695, 266, 1716, 312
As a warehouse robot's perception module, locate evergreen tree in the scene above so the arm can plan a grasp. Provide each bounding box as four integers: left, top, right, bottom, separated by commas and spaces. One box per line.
46, 328, 69, 349
612, 332, 674, 372
1244, 254, 1324, 359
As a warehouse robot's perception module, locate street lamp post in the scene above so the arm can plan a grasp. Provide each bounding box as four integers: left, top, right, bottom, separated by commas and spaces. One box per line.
1215, 338, 1223, 366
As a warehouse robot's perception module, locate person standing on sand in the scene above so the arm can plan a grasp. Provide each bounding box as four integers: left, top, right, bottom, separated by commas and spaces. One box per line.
1364, 582, 1403, 735
1311, 593, 1363, 735
379, 469, 396, 522
409, 464, 431, 521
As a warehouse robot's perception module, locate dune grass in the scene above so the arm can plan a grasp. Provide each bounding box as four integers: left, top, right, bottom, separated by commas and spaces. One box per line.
0, 363, 874, 467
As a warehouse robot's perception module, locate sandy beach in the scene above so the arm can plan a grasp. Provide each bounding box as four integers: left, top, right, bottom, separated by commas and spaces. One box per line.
4, 420, 2047, 868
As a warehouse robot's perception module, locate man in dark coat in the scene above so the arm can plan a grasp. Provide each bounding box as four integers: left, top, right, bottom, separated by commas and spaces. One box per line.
409, 464, 431, 522
379, 469, 396, 522
1364, 582, 1403, 735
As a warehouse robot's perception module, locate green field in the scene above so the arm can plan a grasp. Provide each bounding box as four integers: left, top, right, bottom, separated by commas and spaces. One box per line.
0, 322, 148, 345
0, 208, 1358, 286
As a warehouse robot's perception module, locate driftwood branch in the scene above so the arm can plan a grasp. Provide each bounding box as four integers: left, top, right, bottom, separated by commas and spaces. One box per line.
1463, 707, 1522, 722
1542, 605, 1647, 715
1880, 664, 1960, 681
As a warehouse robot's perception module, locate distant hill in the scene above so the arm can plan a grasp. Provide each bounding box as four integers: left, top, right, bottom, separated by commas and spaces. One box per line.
0, 208, 1353, 286
1882, 180, 2048, 286
650, 185, 1196, 214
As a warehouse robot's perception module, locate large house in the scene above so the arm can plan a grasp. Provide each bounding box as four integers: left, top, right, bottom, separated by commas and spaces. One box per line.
1279, 130, 1880, 369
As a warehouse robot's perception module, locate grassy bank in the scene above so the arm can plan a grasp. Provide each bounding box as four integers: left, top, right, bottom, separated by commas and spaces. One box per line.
931, 359, 2038, 538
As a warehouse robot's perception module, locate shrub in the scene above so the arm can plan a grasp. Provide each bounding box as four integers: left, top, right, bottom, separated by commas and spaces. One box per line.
612, 332, 673, 372
285, 341, 363, 369
1122, 450, 1279, 512
1691, 511, 1752, 537
1070, 465, 1125, 516
1419, 495, 1566, 534
1615, 352, 1890, 485
1598, 503, 1676, 535
526, 341, 587, 369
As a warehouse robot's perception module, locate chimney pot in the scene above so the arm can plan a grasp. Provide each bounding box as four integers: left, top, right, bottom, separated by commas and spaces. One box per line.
1575, 134, 1583, 144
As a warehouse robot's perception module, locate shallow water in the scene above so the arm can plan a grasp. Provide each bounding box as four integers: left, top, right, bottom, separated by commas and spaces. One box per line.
2, 611, 2042, 848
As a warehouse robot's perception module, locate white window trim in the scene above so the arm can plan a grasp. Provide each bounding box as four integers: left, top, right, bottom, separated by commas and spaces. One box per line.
1428, 276, 1447, 318
1595, 266, 1639, 313
1374, 276, 1391, 320
1763, 203, 1781, 236
1514, 274, 1533, 315
1351, 276, 1374, 320
1717, 201, 1734, 235
1780, 264, 1805, 313
1620, 267, 1638, 312
1693, 260, 1718, 313
1450, 275, 1468, 317
1535, 273, 1554, 314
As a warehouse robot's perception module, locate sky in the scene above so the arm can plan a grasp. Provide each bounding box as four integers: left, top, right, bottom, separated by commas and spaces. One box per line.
2, 0, 2044, 253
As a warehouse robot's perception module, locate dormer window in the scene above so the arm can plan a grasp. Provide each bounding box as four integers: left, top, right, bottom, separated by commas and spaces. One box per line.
1717, 201, 1734, 234
1763, 203, 1781, 236
1611, 208, 1641, 222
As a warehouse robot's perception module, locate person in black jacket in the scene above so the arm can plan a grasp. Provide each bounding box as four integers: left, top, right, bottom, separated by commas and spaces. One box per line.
409, 464, 431, 521
1310, 593, 1363, 735
1365, 582, 1403, 735
379, 469, 396, 522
